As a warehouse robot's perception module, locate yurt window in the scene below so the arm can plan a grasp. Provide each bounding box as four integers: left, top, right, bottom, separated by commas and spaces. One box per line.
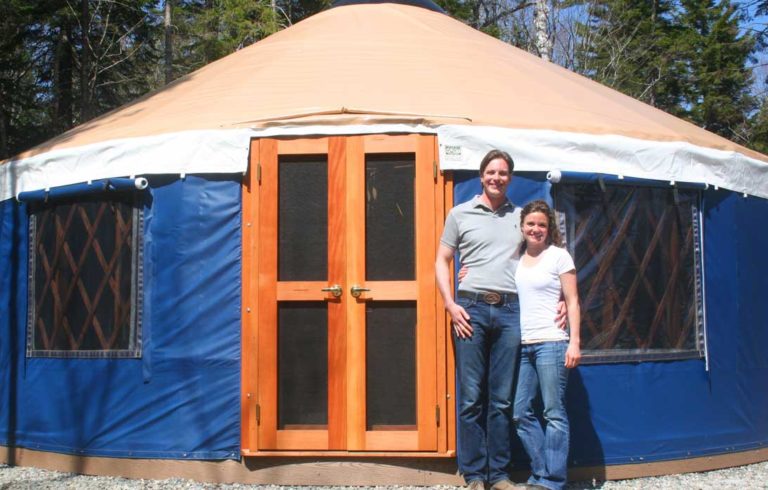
26, 193, 143, 358
556, 184, 704, 363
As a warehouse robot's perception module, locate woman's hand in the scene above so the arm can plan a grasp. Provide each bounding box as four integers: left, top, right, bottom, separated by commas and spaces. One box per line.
560, 269, 581, 367
565, 342, 581, 368
457, 264, 468, 283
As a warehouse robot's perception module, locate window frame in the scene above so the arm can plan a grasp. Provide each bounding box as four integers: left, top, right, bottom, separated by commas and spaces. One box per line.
554, 183, 705, 364
25, 194, 144, 359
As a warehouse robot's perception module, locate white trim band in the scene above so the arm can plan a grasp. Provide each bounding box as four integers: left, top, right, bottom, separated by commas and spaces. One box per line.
3, 124, 767, 201
437, 125, 768, 199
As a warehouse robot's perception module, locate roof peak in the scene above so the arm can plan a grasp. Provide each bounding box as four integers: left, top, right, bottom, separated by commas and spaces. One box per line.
330, 0, 446, 14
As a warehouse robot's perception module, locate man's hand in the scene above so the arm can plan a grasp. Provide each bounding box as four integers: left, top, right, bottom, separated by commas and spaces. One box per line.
447, 302, 473, 339
565, 342, 581, 368
436, 243, 474, 338
555, 300, 567, 329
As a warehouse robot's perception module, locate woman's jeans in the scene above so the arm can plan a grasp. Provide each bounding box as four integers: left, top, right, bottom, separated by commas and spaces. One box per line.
454, 294, 521, 484
513, 340, 570, 490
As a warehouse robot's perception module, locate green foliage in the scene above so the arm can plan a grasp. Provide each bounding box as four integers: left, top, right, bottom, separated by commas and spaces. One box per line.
0, 1, 43, 157
676, 0, 755, 140
747, 96, 768, 154
576, 0, 686, 111
0, 0, 159, 156
173, 0, 282, 74
277, 0, 331, 25
576, 0, 758, 145
85, 0, 160, 115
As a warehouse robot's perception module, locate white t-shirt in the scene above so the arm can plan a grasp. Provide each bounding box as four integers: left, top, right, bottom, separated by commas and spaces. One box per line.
514, 245, 576, 343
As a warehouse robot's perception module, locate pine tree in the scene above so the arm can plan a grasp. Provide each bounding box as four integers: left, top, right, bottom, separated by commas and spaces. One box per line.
677, 0, 755, 141
576, 0, 685, 113
276, 0, 330, 26
746, 95, 768, 153
172, 0, 283, 76
0, 1, 46, 157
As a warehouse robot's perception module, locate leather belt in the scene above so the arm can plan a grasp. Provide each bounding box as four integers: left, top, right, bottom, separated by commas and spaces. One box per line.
457, 290, 517, 305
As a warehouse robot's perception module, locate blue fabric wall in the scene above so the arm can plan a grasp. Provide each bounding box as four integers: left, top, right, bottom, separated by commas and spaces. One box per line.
2, 172, 766, 463
454, 173, 768, 466
0, 175, 242, 459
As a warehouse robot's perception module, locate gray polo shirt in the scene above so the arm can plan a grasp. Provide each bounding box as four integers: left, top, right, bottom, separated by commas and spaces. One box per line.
440, 196, 523, 294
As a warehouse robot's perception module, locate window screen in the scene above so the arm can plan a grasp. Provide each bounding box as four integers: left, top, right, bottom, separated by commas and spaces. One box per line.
26, 193, 143, 358
556, 184, 703, 363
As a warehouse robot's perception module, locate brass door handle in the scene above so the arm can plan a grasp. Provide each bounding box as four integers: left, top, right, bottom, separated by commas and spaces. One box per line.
350, 285, 370, 298
321, 284, 343, 298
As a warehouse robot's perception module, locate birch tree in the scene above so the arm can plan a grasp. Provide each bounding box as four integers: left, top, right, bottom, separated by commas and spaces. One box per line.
165, 0, 173, 84
534, 0, 552, 60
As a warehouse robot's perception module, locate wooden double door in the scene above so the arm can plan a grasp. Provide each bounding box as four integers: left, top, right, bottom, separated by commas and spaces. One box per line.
248, 134, 441, 452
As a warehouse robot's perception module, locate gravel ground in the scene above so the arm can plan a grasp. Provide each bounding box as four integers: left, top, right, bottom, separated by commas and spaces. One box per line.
1, 461, 767, 490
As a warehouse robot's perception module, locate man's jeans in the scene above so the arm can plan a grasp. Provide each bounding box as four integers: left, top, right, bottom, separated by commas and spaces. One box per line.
513, 340, 570, 490
454, 294, 521, 484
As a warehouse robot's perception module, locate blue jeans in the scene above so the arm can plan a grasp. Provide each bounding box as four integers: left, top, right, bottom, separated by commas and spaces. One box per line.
454, 295, 521, 484
513, 341, 570, 490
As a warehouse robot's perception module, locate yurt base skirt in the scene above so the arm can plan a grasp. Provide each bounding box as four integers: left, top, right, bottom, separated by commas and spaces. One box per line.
2, 446, 768, 485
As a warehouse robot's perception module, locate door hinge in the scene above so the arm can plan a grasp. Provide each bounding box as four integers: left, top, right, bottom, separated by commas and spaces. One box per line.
256, 162, 262, 184
433, 160, 438, 181
256, 403, 261, 425
436, 405, 440, 427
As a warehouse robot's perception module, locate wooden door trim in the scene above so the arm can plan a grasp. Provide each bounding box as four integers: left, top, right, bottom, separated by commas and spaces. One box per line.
242, 133, 448, 456
345, 135, 367, 450
442, 170, 456, 454
276, 430, 329, 450
256, 138, 279, 449
415, 134, 438, 450
241, 139, 260, 453
327, 136, 348, 450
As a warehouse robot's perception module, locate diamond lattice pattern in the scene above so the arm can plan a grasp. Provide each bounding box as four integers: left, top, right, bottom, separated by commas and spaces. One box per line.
559, 185, 698, 352
31, 196, 135, 352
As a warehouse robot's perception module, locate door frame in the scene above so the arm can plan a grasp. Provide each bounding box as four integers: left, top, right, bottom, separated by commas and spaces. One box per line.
241, 133, 455, 457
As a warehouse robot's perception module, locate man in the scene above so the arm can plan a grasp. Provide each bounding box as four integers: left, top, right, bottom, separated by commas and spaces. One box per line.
435, 149, 523, 490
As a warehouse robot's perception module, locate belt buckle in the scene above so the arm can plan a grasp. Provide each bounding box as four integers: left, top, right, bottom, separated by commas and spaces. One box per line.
482, 292, 502, 305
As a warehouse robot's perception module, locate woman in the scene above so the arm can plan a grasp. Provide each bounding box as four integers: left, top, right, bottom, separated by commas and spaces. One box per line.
457, 199, 581, 489
513, 200, 580, 490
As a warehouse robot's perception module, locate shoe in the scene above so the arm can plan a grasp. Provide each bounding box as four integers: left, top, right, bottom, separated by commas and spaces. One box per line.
490, 479, 526, 490
467, 480, 486, 490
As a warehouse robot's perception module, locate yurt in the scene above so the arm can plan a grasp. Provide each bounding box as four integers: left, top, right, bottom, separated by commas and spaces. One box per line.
1, 0, 767, 484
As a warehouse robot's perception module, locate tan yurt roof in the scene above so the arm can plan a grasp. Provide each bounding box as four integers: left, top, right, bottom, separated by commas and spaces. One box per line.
2, 0, 767, 200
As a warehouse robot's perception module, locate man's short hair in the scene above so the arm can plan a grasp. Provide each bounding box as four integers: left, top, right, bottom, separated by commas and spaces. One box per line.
479, 149, 515, 175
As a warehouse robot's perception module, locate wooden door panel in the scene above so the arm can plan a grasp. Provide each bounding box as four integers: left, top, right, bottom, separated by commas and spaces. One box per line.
355, 282, 418, 300
257, 138, 333, 450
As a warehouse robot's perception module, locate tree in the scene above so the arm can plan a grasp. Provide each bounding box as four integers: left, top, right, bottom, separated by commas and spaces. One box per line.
276, 0, 330, 25
0, 1, 46, 158
534, 0, 553, 60
165, 0, 174, 85
0, 1, 160, 156
677, 0, 756, 141
435, 0, 532, 40
745, 95, 768, 153
171, 0, 283, 77
575, 0, 685, 112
